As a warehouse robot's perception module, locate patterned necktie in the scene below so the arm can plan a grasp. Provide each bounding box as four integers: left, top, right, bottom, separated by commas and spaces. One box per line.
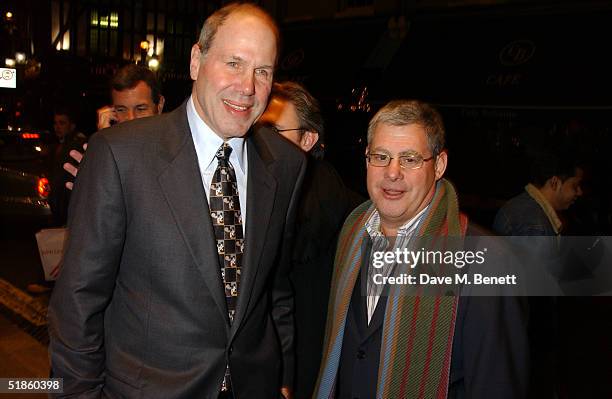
210, 142, 244, 323
210, 143, 244, 392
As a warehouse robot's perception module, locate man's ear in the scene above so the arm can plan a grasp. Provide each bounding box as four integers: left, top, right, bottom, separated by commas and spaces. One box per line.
434, 150, 448, 180
548, 176, 561, 190
299, 131, 319, 152
189, 44, 202, 81
156, 95, 166, 114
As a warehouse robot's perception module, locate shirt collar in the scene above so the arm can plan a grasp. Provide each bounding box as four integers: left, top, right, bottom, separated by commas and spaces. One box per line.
365, 203, 430, 240
186, 95, 247, 173
525, 183, 563, 234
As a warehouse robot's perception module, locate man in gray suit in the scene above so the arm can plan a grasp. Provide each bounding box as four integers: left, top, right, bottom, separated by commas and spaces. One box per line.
48, 3, 305, 398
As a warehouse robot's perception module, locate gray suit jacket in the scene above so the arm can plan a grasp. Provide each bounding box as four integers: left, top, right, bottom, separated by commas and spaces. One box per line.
48, 102, 306, 398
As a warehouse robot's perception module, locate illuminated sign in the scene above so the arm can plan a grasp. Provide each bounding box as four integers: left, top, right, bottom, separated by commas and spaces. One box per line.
499, 40, 536, 66
0, 68, 16, 88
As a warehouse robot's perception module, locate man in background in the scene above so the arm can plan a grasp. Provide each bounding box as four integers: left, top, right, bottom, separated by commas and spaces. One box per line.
493, 149, 584, 399
494, 150, 583, 238
64, 64, 164, 189
260, 81, 363, 398
49, 106, 87, 226
96, 63, 165, 129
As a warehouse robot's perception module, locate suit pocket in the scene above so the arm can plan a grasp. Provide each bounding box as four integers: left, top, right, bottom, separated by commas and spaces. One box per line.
104, 370, 142, 398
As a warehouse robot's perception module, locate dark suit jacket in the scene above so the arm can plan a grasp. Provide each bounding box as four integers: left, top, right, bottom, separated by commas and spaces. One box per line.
289, 158, 363, 399
48, 102, 306, 398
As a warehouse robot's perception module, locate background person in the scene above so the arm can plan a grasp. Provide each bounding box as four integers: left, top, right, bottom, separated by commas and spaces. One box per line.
48, 106, 87, 226
494, 149, 583, 238
64, 64, 165, 189
96, 63, 165, 130
27, 106, 87, 295
493, 148, 584, 399
259, 81, 363, 398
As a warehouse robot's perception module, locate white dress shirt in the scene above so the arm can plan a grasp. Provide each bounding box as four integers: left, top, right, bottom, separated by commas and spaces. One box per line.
364, 205, 430, 324
186, 96, 248, 234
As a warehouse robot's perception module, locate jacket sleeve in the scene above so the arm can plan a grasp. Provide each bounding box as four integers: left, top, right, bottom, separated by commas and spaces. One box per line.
48, 133, 126, 398
271, 154, 307, 389
458, 294, 529, 399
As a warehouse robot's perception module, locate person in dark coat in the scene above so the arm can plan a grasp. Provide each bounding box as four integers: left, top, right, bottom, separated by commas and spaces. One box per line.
48, 106, 87, 226
259, 81, 363, 399
316, 100, 528, 399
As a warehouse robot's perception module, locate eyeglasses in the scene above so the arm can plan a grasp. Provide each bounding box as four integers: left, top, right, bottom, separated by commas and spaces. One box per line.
366, 151, 435, 170
261, 123, 305, 135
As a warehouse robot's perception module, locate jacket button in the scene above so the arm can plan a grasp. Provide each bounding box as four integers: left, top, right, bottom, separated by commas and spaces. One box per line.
357, 350, 366, 359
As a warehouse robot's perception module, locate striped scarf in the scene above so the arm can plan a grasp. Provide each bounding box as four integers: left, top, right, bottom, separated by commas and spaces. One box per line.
315, 179, 468, 399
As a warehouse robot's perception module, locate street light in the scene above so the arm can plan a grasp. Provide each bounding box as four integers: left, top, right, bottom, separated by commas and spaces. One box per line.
5, 58, 16, 67
15, 52, 26, 64
5, 11, 13, 20
148, 57, 159, 71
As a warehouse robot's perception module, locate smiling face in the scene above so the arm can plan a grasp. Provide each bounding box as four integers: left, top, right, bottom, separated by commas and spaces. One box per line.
189, 11, 277, 140
366, 123, 447, 236
112, 81, 162, 123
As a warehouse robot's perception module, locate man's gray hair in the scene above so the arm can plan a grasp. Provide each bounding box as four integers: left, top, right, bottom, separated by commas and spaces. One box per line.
196, 2, 279, 60
367, 100, 446, 157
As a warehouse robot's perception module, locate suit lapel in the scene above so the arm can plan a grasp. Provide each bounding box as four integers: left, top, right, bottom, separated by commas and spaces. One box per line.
356, 237, 386, 343
157, 104, 230, 330
230, 135, 277, 337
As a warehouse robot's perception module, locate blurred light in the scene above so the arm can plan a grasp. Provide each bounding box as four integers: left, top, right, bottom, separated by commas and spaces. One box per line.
99, 14, 108, 27
22, 133, 40, 139
110, 12, 118, 28
38, 177, 50, 198
148, 57, 159, 70
140, 41, 149, 51
15, 52, 26, 64
5, 58, 16, 67
34, 146, 42, 152
90, 9, 98, 26
5, 11, 13, 19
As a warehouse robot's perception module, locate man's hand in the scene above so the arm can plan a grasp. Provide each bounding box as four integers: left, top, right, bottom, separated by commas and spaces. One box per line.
97, 105, 118, 130
64, 143, 88, 190
280, 386, 292, 399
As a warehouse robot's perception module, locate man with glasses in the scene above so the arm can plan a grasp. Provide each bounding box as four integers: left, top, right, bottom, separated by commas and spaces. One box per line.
259, 81, 363, 398
314, 100, 527, 399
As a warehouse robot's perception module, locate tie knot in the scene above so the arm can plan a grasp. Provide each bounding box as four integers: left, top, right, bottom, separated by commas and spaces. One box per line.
215, 143, 233, 161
